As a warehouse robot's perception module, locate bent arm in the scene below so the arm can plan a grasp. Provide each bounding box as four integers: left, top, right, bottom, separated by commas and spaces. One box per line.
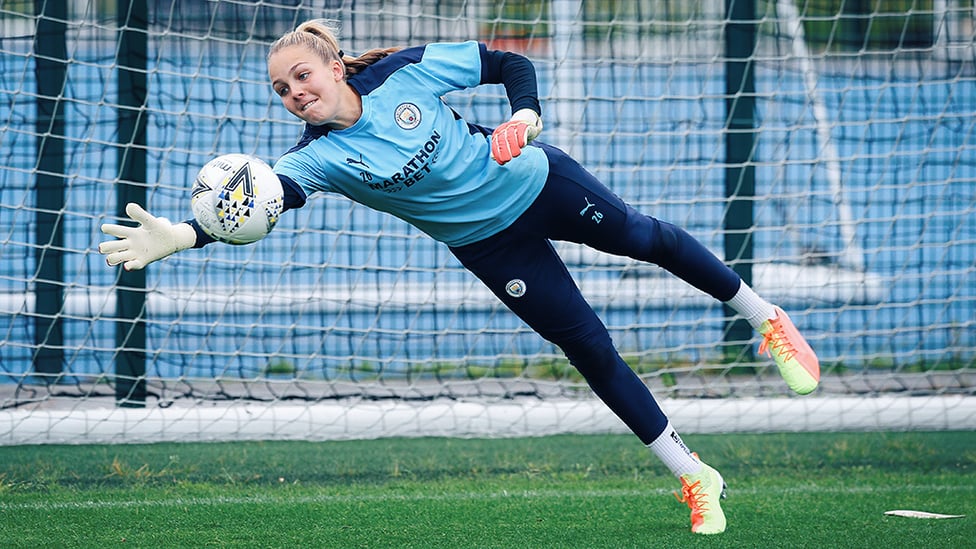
480, 47, 544, 165
480, 47, 541, 117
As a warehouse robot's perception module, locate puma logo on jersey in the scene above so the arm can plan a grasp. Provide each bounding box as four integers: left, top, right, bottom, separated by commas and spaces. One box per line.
346, 154, 370, 169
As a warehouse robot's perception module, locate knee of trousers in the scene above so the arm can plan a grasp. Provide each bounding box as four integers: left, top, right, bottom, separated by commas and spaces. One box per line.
553, 325, 623, 383
648, 218, 684, 258
617, 210, 678, 263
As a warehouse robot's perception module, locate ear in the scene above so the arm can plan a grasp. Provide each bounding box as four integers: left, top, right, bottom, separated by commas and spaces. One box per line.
332, 59, 345, 82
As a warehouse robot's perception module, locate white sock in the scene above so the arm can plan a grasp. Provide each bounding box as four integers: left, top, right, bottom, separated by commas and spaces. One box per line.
646, 422, 702, 477
724, 280, 777, 330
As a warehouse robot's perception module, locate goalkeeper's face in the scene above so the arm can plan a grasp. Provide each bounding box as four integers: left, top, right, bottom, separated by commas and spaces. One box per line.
269, 45, 357, 128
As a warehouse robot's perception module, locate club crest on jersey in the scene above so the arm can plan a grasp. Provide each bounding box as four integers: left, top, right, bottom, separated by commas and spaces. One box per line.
395, 103, 421, 130
505, 279, 527, 298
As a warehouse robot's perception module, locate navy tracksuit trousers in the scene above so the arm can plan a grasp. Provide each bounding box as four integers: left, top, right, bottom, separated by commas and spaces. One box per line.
450, 143, 741, 444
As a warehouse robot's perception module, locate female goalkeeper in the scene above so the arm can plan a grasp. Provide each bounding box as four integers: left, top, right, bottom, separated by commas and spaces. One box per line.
99, 19, 821, 535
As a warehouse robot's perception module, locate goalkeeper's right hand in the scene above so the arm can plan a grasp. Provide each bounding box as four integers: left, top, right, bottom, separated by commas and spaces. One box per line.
98, 203, 196, 271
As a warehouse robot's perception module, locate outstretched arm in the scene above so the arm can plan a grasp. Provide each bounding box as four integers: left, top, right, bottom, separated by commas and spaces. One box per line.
98, 174, 307, 271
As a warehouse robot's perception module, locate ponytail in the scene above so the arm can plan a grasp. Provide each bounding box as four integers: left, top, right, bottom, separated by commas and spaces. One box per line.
269, 19, 402, 77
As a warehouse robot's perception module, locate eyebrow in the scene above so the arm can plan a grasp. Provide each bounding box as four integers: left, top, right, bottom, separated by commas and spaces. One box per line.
271, 62, 308, 87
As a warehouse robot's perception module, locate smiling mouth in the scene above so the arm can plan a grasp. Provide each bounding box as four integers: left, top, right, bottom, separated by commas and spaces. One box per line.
300, 99, 317, 112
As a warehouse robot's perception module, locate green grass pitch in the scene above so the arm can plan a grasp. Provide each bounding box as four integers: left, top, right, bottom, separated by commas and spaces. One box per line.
1, 431, 973, 548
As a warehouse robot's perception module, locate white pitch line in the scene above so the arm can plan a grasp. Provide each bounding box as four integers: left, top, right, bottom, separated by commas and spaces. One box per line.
2, 483, 974, 512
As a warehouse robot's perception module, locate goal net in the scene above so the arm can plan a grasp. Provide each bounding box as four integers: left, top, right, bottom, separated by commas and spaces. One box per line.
1, 0, 974, 444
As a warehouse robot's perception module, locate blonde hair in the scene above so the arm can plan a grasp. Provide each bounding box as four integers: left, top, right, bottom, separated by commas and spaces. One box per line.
268, 19, 401, 77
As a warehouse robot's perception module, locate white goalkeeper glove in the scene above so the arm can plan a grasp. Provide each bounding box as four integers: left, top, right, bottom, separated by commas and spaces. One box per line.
490, 108, 543, 166
98, 203, 196, 271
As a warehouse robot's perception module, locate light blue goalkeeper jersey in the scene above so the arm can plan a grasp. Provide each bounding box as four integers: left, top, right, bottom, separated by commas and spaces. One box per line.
272, 41, 550, 247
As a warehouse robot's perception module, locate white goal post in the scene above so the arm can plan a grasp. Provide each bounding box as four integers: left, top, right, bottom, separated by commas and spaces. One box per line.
1, 0, 974, 445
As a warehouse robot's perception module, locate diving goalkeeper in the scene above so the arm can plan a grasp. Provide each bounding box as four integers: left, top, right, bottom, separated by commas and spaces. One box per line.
99, 19, 821, 535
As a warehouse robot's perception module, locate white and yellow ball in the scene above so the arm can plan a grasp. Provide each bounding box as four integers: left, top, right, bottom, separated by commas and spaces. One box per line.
191, 154, 284, 245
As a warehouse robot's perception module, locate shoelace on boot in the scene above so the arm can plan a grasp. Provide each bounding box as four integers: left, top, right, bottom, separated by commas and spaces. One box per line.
759, 320, 798, 361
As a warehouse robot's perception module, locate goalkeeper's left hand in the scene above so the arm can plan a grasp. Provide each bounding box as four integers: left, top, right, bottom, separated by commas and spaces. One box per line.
490, 108, 542, 166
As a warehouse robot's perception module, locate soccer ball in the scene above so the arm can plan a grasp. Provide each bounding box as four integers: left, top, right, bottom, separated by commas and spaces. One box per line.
191, 154, 284, 245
